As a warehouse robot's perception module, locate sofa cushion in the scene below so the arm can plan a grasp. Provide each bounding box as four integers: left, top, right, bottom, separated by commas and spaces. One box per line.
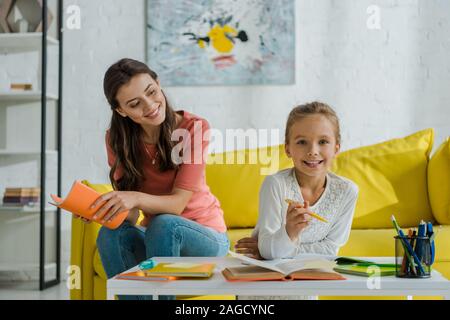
81, 180, 113, 194
206, 145, 292, 228
93, 249, 107, 280
428, 138, 450, 225
94, 274, 107, 300
339, 225, 450, 262
332, 129, 435, 229
227, 228, 254, 248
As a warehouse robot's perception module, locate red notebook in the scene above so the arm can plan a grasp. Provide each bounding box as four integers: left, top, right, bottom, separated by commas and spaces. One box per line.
50, 180, 128, 229
224, 251, 346, 282
222, 265, 346, 281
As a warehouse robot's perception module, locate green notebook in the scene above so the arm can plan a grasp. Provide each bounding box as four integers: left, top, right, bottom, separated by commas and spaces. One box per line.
334, 264, 397, 277
334, 257, 396, 266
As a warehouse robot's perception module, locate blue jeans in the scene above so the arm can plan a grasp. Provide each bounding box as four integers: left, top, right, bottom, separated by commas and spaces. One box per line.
96, 214, 230, 300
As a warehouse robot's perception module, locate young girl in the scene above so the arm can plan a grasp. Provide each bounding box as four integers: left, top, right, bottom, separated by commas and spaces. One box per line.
236, 101, 358, 263
79, 58, 229, 300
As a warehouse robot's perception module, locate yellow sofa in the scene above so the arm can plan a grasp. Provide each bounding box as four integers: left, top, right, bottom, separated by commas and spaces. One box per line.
70, 128, 450, 300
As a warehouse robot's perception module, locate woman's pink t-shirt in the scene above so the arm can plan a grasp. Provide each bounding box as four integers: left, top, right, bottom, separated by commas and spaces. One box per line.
105, 110, 226, 233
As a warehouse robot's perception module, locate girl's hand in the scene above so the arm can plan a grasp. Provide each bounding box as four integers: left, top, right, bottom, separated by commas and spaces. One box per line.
234, 237, 262, 260
285, 200, 312, 242
91, 191, 141, 223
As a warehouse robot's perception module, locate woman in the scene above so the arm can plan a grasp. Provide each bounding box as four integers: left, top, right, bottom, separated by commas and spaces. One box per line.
83, 58, 229, 300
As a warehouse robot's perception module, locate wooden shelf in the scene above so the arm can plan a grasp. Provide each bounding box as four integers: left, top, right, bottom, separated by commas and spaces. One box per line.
0, 91, 58, 102
0, 149, 58, 156
0, 33, 59, 51
0, 262, 56, 272
0, 205, 56, 213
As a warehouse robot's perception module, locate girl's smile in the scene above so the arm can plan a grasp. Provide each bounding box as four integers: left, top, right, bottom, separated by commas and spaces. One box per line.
302, 160, 324, 169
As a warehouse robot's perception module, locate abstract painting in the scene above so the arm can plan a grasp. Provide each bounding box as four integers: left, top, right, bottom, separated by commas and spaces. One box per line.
146, 0, 295, 86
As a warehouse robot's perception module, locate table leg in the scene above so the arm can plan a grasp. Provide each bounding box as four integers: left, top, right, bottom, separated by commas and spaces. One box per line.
107, 290, 116, 300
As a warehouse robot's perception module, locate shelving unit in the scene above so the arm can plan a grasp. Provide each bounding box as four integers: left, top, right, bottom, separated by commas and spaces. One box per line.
0, 0, 63, 290
0, 262, 56, 273
0, 205, 56, 213
0, 33, 59, 51
0, 91, 59, 102
0, 149, 58, 156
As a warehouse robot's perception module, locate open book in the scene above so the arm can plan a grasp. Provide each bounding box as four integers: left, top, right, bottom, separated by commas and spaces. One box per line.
49, 180, 128, 230
224, 251, 345, 281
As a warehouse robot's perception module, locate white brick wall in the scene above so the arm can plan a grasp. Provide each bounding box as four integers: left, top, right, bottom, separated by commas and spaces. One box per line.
1, 0, 450, 280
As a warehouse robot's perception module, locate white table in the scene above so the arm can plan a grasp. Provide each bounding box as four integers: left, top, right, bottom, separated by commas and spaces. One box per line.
107, 257, 450, 300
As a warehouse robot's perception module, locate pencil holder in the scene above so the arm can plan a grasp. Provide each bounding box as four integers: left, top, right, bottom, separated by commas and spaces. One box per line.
394, 236, 431, 278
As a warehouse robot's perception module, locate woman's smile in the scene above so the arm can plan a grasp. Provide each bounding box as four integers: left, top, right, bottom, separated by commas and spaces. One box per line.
144, 105, 161, 119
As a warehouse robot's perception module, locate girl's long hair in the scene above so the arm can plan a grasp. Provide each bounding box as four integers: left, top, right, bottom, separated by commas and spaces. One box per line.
103, 58, 178, 191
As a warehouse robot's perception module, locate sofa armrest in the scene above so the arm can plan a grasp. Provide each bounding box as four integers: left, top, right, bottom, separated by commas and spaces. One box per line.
70, 216, 102, 300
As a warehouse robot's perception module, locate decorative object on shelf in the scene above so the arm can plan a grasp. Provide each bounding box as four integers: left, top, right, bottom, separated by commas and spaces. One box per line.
146, 0, 295, 86
0, 0, 13, 33
10, 83, 33, 91
4, 0, 53, 33
17, 17, 27, 32
2, 187, 40, 206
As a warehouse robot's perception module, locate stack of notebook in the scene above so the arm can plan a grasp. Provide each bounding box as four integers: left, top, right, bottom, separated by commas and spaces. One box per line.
116, 262, 216, 281
2, 187, 40, 206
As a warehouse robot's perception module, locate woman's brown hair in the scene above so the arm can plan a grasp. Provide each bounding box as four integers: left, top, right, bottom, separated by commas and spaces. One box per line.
285, 101, 341, 145
103, 58, 178, 191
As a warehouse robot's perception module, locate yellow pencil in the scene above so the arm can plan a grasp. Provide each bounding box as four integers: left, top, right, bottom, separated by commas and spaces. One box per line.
284, 199, 329, 223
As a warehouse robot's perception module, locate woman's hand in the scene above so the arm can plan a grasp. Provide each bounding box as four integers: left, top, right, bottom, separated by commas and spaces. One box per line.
285, 200, 312, 242
234, 237, 262, 260
91, 191, 141, 223
125, 208, 140, 225
72, 214, 91, 224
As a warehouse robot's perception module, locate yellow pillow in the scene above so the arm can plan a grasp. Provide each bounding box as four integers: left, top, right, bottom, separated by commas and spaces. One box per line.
81, 180, 113, 194
428, 138, 450, 224
206, 145, 292, 228
332, 129, 435, 229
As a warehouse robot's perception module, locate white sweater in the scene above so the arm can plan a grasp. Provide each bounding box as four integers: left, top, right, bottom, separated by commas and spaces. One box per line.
252, 168, 359, 260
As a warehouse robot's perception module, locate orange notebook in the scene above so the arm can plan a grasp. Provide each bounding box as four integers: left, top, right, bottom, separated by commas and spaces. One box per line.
49, 180, 128, 230
222, 265, 346, 282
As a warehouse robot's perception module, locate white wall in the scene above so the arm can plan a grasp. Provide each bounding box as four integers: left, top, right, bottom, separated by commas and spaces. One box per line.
61, 0, 147, 275
1, 0, 450, 279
